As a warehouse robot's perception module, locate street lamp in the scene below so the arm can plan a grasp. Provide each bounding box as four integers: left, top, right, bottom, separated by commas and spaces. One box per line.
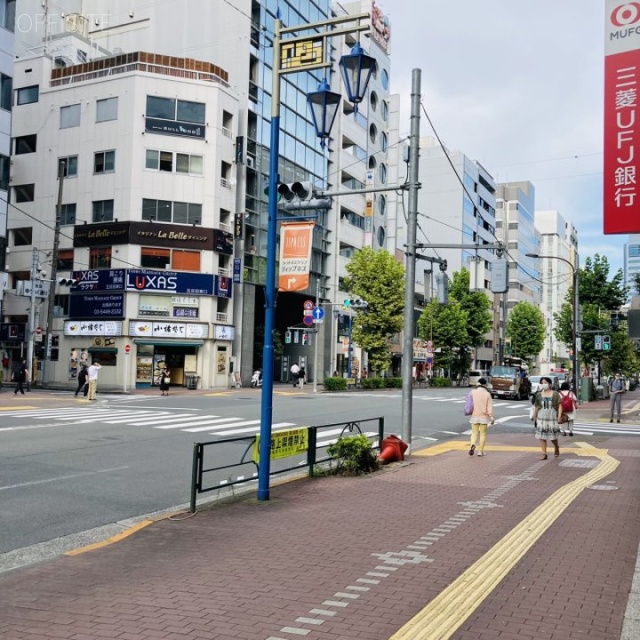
526, 252, 579, 394
259, 12, 372, 501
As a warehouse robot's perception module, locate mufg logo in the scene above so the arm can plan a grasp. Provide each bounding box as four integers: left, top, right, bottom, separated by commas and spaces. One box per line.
612, 3, 640, 26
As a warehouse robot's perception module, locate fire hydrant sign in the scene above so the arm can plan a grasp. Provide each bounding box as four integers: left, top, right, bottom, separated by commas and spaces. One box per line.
253, 427, 308, 463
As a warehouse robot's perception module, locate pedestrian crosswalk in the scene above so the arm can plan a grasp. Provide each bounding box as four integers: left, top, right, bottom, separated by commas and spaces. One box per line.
0, 407, 378, 445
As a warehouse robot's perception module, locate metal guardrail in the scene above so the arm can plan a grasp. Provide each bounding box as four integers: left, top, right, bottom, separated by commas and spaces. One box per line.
190, 417, 384, 512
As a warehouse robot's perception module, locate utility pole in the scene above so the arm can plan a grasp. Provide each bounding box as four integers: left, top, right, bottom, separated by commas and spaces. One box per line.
400, 68, 421, 450
43, 160, 65, 385
26, 246, 39, 389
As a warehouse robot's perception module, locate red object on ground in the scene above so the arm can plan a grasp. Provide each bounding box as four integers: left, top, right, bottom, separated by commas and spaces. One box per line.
378, 434, 408, 464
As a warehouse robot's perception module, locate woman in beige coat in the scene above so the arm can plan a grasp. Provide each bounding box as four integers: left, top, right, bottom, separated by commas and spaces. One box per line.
468, 378, 494, 457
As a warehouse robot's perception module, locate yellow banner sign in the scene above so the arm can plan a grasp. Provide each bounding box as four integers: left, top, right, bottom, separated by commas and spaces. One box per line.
253, 427, 309, 463
281, 38, 324, 70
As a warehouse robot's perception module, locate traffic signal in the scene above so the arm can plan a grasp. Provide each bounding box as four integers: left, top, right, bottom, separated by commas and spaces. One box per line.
285, 330, 292, 344
277, 181, 332, 211
603, 335, 611, 351
302, 333, 309, 346
57, 277, 80, 286
436, 272, 449, 304
344, 299, 368, 309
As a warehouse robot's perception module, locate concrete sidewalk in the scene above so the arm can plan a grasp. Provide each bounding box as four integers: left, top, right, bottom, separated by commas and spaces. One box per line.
1, 428, 639, 639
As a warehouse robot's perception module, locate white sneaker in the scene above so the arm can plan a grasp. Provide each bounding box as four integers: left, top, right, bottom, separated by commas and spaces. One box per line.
477, 452, 485, 457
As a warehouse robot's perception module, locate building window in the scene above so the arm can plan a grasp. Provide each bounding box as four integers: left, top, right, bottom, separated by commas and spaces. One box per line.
16, 85, 38, 105
94, 150, 115, 174
53, 294, 70, 317
57, 249, 74, 270
60, 203, 76, 225
146, 95, 206, 124
60, 104, 81, 128
146, 149, 203, 175
0, 153, 8, 191
381, 132, 388, 152
92, 199, 114, 222
142, 198, 201, 224
378, 163, 387, 184
1, 0, 16, 31
381, 100, 388, 122
141, 247, 171, 269
140, 247, 201, 271
89, 247, 111, 269
0, 73, 12, 111
14, 134, 36, 154
59, 156, 78, 177
96, 97, 118, 122
12, 227, 32, 245
369, 123, 377, 144
14, 183, 34, 202
381, 68, 389, 90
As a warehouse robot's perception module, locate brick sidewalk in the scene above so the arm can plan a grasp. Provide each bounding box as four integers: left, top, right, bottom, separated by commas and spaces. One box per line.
0, 433, 638, 640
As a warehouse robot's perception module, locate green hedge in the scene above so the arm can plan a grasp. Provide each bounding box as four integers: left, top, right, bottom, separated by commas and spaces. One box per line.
430, 376, 452, 387
323, 377, 347, 391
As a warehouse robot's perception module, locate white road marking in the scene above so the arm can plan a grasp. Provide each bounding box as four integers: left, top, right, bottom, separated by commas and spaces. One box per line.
0, 466, 129, 491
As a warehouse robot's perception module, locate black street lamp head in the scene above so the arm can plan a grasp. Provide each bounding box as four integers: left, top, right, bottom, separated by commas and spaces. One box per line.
307, 78, 341, 148
339, 42, 375, 112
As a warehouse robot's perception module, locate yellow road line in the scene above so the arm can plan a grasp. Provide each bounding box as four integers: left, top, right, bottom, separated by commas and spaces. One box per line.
391, 443, 618, 640
65, 519, 157, 556
0, 405, 37, 410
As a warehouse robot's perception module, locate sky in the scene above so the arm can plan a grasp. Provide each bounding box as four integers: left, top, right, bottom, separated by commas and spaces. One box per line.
383, 0, 624, 276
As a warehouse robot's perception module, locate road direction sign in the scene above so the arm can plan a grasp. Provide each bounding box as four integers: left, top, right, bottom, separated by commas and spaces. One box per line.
312, 307, 325, 320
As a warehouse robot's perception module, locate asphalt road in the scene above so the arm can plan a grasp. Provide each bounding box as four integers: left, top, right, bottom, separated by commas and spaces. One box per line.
0, 385, 622, 570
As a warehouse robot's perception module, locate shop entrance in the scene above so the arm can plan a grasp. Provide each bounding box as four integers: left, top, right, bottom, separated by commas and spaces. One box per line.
135, 346, 197, 388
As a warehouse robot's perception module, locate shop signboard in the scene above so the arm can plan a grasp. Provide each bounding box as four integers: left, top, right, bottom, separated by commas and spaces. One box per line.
71, 269, 126, 292
125, 269, 215, 295
64, 320, 123, 336
129, 320, 209, 339
214, 325, 235, 340
0, 323, 26, 342
69, 293, 124, 319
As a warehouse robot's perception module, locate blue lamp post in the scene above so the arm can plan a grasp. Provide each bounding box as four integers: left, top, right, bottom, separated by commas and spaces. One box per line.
258, 13, 373, 501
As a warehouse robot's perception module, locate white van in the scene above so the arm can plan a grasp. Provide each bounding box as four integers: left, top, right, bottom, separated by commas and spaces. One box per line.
468, 369, 489, 387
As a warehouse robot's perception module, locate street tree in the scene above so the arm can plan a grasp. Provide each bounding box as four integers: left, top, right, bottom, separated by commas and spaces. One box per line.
555, 254, 629, 371
449, 267, 493, 350
343, 247, 405, 375
505, 301, 545, 363
418, 300, 469, 380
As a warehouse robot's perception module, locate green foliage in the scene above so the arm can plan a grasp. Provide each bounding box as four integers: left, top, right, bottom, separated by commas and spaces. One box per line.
418, 300, 469, 379
430, 376, 452, 387
343, 247, 405, 374
603, 329, 637, 376
326, 434, 380, 475
324, 377, 347, 391
505, 302, 545, 363
383, 377, 403, 388
449, 268, 493, 348
362, 377, 384, 389
555, 255, 631, 371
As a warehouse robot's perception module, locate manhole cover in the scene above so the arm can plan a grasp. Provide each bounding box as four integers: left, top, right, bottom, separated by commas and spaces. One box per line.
587, 484, 619, 491
559, 459, 599, 468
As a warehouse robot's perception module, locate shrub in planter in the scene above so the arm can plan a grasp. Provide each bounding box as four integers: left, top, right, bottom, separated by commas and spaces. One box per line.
431, 376, 452, 387
362, 377, 383, 389
327, 434, 380, 475
324, 376, 347, 391
384, 377, 402, 388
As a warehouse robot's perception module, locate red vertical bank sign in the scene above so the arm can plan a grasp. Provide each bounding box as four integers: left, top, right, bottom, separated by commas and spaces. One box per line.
604, 1, 640, 233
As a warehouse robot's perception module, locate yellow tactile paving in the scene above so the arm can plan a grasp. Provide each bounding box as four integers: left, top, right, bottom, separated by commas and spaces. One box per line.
392, 442, 619, 640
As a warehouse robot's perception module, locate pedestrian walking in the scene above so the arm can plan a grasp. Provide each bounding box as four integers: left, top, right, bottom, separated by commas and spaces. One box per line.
531, 376, 562, 460
87, 361, 102, 401
290, 363, 300, 387
558, 381, 578, 436
609, 372, 625, 423
467, 377, 494, 457
75, 364, 89, 397
297, 366, 306, 389
12, 360, 29, 396
159, 365, 171, 396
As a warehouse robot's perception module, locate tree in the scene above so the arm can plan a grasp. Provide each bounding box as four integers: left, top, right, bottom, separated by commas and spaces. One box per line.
505, 302, 545, 363
448, 267, 493, 349
343, 247, 405, 374
555, 254, 630, 372
418, 300, 469, 380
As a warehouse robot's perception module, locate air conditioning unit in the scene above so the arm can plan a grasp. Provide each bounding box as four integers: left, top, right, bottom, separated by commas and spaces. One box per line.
246, 156, 255, 169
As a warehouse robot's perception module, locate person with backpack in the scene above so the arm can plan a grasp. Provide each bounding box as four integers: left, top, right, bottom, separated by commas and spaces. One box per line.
558, 381, 578, 436
12, 360, 29, 396
466, 377, 494, 457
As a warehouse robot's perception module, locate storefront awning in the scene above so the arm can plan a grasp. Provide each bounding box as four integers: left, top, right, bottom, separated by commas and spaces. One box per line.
133, 339, 205, 347
88, 347, 118, 353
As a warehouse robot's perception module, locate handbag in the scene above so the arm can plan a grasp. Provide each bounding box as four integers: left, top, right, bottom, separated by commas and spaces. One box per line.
464, 392, 474, 416
558, 412, 569, 424
163, 376, 170, 384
